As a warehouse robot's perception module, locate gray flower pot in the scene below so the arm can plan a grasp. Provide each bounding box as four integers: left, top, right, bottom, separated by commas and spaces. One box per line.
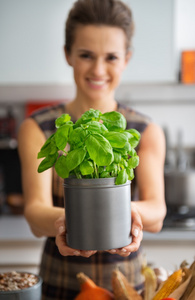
64, 177, 131, 251
0, 273, 42, 300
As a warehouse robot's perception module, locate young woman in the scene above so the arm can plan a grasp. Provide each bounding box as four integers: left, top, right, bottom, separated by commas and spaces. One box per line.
18, 0, 166, 299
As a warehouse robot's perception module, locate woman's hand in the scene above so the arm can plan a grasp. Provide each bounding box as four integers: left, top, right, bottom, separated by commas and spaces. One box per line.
55, 216, 97, 258
107, 202, 143, 257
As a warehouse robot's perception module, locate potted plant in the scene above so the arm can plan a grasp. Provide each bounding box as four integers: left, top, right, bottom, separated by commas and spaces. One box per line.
37, 109, 140, 250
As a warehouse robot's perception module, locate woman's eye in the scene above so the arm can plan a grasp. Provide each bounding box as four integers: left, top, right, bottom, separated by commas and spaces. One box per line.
107, 55, 118, 61
80, 53, 92, 59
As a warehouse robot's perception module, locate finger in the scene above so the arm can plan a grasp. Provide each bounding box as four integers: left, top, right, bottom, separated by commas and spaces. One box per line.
80, 250, 97, 257
55, 227, 81, 257
54, 215, 65, 235
121, 229, 143, 253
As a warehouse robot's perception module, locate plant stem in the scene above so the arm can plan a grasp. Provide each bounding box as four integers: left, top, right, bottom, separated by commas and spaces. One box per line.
93, 162, 99, 178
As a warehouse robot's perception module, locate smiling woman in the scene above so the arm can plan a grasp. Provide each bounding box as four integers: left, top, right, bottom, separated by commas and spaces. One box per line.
17, 0, 166, 299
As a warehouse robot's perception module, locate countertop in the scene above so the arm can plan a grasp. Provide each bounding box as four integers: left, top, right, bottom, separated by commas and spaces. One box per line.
0, 215, 194, 242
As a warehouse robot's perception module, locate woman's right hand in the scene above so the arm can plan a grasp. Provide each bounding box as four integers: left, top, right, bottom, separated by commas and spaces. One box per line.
55, 216, 97, 258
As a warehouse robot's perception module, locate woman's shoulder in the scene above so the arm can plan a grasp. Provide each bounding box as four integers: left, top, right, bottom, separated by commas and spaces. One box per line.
31, 102, 67, 123
30, 102, 67, 138
117, 102, 151, 133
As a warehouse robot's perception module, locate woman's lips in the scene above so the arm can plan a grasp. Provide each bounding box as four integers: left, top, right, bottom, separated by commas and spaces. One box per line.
87, 79, 108, 89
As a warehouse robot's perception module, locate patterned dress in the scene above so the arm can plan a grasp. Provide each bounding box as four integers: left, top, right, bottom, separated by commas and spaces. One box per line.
31, 102, 151, 300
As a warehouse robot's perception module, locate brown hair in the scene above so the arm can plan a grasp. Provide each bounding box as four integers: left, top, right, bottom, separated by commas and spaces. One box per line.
65, 0, 134, 54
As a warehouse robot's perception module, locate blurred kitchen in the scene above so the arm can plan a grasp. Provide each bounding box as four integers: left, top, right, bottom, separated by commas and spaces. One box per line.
0, 0, 194, 273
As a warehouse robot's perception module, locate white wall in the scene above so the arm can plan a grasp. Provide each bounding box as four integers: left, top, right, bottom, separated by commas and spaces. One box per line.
0, 0, 174, 84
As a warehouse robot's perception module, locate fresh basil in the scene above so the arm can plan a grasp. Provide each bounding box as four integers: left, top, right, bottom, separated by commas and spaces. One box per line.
37, 108, 140, 185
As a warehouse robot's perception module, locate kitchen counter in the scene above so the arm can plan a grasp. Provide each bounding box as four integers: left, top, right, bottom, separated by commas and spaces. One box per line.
0, 215, 194, 241
0, 215, 194, 272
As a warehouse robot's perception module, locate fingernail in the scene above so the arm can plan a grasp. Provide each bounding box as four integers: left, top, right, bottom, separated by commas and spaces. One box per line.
59, 225, 65, 234
73, 251, 80, 256
121, 248, 127, 253
84, 251, 92, 256
133, 228, 139, 237
110, 249, 116, 253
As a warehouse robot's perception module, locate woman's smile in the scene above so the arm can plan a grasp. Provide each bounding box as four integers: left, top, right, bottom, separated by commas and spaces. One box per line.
87, 78, 108, 89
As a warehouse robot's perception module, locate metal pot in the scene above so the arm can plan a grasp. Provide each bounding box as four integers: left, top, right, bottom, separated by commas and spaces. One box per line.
0, 273, 42, 300
64, 177, 131, 251
164, 169, 195, 208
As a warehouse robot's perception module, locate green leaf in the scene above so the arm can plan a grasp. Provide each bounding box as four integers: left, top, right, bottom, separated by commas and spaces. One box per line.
55, 155, 69, 178
74, 109, 101, 127
55, 114, 72, 128
37, 134, 56, 158
128, 155, 139, 168
126, 129, 141, 148
66, 148, 86, 171
38, 152, 58, 173
127, 128, 141, 140
100, 171, 111, 178
123, 142, 131, 153
115, 169, 128, 185
113, 151, 121, 163
84, 121, 107, 135
80, 160, 94, 176
103, 131, 128, 148
85, 133, 114, 166
126, 167, 134, 180
55, 124, 72, 150
100, 111, 126, 131
68, 127, 88, 145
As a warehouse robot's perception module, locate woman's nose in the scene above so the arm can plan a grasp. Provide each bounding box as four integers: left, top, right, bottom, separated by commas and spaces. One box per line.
91, 58, 106, 76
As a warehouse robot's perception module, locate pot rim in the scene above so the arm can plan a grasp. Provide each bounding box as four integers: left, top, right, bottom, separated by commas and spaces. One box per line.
64, 177, 131, 188
0, 272, 42, 295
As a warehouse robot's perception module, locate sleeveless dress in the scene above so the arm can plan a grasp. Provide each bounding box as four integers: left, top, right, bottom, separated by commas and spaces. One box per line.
31, 102, 151, 300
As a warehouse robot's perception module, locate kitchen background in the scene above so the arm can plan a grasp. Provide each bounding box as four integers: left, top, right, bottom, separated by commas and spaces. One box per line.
0, 0, 194, 273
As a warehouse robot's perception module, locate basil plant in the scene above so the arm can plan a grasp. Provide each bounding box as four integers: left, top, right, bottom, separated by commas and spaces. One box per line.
37, 109, 140, 185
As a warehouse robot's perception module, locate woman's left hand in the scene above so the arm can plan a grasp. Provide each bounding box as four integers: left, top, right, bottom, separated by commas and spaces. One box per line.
106, 202, 143, 257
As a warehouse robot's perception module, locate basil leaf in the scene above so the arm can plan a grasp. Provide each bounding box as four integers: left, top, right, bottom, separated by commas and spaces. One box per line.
74, 109, 101, 127
128, 155, 139, 168
80, 160, 94, 176
126, 129, 141, 148
37, 134, 56, 158
69, 127, 88, 145
113, 151, 121, 163
55, 124, 72, 150
85, 133, 114, 166
103, 132, 128, 148
84, 121, 107, 135
115, 169, 128, 185
100, 171, 111, 178
66, 148, 86, 171
126, 167, 134, 180
38, 152, 58, 173
55, 155, 69, 178
100, 111, 126, 131
55, 114, 72, 128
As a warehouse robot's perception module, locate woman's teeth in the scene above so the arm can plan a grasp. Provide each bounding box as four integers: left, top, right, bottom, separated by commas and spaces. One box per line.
89, 80, 105, 86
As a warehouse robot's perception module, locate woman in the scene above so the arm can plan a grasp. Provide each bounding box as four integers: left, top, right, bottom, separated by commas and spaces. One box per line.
18, 0, 166, 299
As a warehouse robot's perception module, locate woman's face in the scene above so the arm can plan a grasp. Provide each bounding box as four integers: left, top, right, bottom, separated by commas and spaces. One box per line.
65, 25, 131, 103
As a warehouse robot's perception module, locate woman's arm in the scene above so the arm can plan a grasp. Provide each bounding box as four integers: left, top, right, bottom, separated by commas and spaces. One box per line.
18, 118, 64, 237
134, 122, 167, 232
